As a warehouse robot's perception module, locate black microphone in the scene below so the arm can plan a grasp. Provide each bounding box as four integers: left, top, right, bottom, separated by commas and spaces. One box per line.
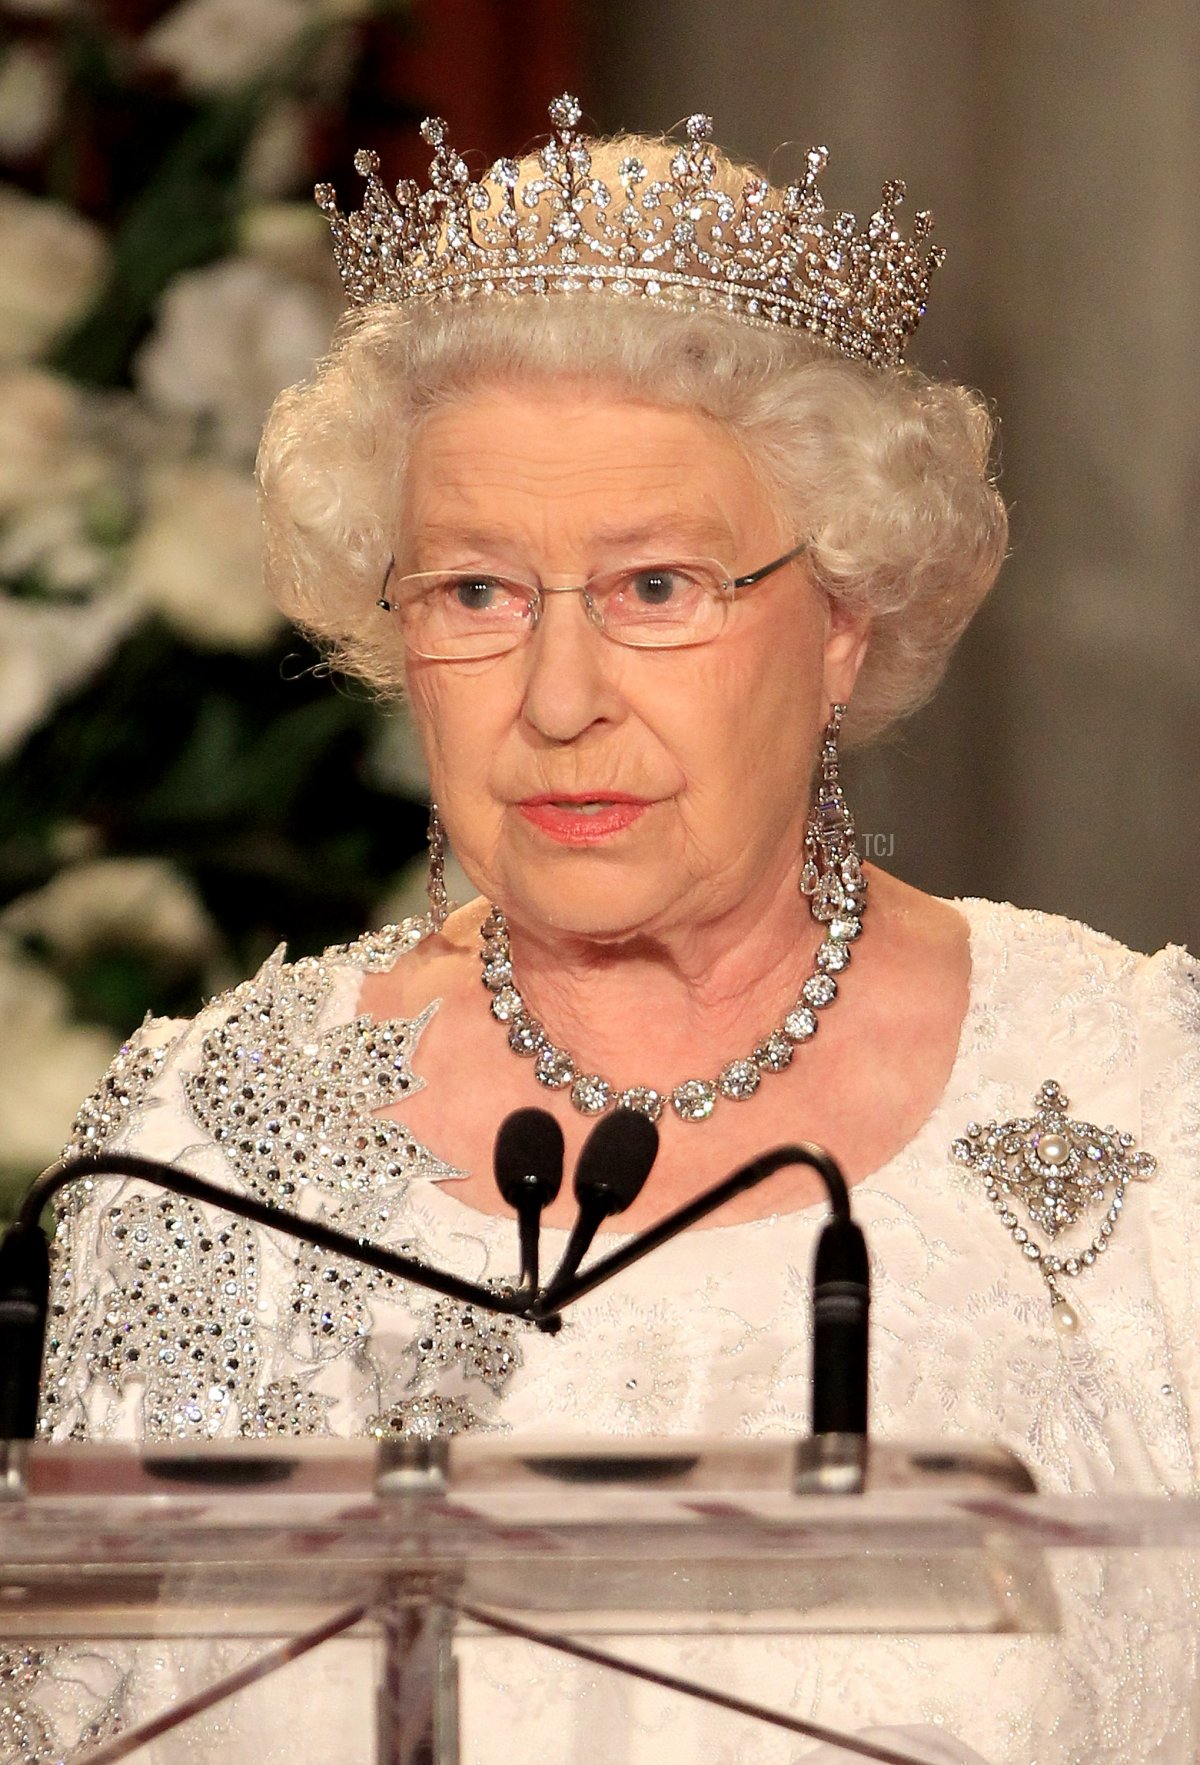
810, 1214, 870, 1436
492, 1108, 565, 1291
0, 1220, 50, 1443
541, 1108, 660, 1303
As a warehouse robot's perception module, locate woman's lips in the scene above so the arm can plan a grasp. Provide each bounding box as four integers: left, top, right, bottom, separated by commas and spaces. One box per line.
515, 795, 652, 844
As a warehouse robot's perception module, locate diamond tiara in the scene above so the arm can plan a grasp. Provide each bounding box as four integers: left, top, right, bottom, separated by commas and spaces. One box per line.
315, 93, 944, 370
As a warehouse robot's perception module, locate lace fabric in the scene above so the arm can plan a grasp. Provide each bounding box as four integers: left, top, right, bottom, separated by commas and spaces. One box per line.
6, 897, 1199, 1763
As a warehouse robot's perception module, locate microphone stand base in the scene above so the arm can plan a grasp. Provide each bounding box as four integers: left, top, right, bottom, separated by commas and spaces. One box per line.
793, 1433, 866, 1495
0, 1439, 28, 1503
793, 1435, 1037, 1497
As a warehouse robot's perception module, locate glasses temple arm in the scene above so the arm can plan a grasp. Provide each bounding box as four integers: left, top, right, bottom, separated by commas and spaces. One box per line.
731, 539, 808, 590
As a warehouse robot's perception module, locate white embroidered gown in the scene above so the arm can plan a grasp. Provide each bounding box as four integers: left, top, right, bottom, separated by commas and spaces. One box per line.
6, 898, 1199, 1763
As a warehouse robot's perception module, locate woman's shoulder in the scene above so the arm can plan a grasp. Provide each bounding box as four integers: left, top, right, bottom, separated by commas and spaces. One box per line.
65, 915, 438, 1163
952, 893, 1197, 1021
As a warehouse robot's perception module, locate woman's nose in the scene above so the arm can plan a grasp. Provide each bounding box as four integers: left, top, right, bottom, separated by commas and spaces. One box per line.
519, 587, 624, 743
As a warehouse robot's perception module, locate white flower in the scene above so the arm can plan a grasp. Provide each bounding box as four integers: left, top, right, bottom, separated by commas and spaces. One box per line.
0, 594, 136, 759
0, 938, 116, 1172
2, 858, 218, 967
0, 373, 165, 600
142, 0, 366, 94
0, 368, 105, 516
242, 102, 309, 200
0, 186, 108, 364
118, 458, 281, 650
0, 500, 109, 592
135, 256, 336, 464
0, 42, 62, 157
143, 0, 307, 92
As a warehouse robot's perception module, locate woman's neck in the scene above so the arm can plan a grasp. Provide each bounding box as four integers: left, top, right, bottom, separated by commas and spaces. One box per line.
494, 869, 831, 1090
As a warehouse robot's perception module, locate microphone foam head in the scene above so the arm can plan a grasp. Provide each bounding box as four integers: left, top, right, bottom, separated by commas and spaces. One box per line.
493, 1107, 565, 1209
574, 1107, 659, 1212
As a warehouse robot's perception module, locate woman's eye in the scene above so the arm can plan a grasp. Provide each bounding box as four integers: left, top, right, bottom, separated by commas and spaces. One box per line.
629, 569, 681, 605
449, 576, 501, 611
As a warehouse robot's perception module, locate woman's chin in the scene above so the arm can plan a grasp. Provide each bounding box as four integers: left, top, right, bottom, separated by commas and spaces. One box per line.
496, 871, 683, 944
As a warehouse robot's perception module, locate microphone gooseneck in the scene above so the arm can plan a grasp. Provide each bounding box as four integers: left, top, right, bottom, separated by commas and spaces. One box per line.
530, 1140, 850, 1313
4, 1126, 867, 1453
492, 1107, 565, 1290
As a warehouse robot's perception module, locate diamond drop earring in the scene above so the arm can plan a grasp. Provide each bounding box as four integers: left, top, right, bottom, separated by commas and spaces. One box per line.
426, 803, 450, 930
800, 703, 865, 922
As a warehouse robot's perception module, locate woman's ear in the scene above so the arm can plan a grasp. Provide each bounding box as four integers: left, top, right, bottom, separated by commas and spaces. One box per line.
822, 599, 871, 708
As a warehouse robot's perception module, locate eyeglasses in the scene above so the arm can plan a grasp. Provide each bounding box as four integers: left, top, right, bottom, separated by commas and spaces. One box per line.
376, 541, 808, 660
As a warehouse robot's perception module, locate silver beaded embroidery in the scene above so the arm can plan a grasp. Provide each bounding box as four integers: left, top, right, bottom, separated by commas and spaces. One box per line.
64, 1016, 178, 1166
415, 1291, 522, 1393
81, 1191, 256, 1439
368, 1393, 477, 1440
42, 918, 526, 1447
951, 1078, 1157, 1320
0, 1643, 130, 1760
0, 1651, 56, 1763
244, 1377, 337, 1438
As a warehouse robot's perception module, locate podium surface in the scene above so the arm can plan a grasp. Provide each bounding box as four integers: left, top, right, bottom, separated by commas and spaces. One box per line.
2, 1439, 1198, 1764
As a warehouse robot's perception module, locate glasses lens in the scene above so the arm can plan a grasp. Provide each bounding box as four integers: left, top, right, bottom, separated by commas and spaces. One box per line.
394, 572, 534, 658
593, 562, 725, 648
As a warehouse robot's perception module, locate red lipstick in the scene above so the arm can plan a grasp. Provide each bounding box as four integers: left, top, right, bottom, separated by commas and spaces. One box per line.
516, 793, 651, 845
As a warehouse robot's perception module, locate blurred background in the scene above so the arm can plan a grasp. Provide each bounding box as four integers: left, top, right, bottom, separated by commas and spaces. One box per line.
1, 0, 1196, 1212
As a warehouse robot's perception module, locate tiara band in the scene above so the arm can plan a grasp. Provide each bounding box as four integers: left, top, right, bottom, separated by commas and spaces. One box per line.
315, 94, 943, 369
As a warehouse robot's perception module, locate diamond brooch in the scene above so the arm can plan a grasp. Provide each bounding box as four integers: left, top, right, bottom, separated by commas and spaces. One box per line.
951, 1079, 1156, 1331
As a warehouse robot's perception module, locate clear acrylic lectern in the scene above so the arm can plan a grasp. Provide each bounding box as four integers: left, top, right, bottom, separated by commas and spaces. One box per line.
2, 1437, 1198, 1764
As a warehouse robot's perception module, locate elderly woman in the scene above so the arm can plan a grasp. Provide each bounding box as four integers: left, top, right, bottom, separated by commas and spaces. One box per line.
19, 99, 1198, 1765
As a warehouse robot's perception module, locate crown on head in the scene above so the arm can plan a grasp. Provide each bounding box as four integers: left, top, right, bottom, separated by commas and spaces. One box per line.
315, 94, 944, 369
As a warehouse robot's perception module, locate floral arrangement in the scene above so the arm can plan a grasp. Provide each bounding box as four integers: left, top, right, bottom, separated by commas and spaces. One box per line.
0, 0, 450, 1211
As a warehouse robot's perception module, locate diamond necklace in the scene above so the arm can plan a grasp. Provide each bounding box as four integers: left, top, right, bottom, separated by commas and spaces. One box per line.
478, 871, 866, 1124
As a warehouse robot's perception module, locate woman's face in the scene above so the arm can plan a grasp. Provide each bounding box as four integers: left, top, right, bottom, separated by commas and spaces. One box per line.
401, 380, 868, 942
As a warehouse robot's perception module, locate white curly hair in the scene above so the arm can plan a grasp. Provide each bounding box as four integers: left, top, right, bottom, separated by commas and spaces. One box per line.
257, 136, 1007, 748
